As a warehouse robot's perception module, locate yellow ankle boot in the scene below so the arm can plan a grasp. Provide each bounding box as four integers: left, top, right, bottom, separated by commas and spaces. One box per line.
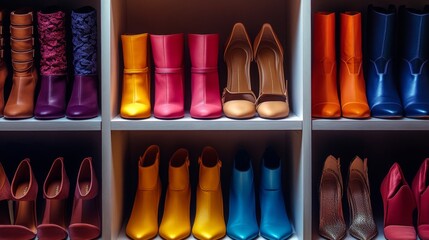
192, 146, 226, 240
159, 148, 191, 239
120, 33, 151, 119
126, 145, 161, 239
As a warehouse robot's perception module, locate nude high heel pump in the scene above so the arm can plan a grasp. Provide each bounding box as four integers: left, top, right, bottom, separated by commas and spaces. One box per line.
222, 23, 256, 119
254, 23, 289, 119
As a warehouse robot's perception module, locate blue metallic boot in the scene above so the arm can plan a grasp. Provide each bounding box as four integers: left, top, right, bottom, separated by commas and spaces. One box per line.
366, 5, 403, 118
399, 6, 429, 118
227, 149, 259, 240
260, 147, 293, 240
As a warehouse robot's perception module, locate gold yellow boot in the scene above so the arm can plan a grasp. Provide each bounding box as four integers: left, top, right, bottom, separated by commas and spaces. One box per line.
192, 146, 226, 240
159, 148, 191, 240
126, 145, 161, 239
120, 33, 151, 119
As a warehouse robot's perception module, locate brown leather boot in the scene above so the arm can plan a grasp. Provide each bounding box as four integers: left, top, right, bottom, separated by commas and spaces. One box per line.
4, 9, 38, 119
0, 10, 8, 117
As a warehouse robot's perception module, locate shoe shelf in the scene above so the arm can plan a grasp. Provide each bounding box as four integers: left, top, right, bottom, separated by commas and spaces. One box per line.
0, 116, 102, 131
111, 114, 302, 131
312, 118, 429, 131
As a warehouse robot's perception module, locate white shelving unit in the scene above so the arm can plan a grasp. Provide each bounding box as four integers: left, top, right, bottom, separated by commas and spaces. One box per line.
2, 0, 428, 239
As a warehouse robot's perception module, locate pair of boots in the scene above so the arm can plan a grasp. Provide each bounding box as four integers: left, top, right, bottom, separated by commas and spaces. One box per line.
126, 145, 225, 240
367, 5, 429, 119
0, 7, 98, 120
381, 159, 429, 240
0, 157, 100, 240
227, 148, 293, 240
312, 11, 370, 119
120, 33, 222, 120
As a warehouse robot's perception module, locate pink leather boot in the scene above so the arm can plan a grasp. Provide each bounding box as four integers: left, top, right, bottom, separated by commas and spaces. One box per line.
150, 33, 185, 119
188, 34, 222, 119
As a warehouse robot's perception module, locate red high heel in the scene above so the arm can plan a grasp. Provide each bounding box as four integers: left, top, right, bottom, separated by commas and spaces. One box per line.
0, 159, 38, 240
380, 163, 416, 240
37, 157, 70, 240
412, 158, 429, 240
0, 162, 11, 227
68, 157, 100, 240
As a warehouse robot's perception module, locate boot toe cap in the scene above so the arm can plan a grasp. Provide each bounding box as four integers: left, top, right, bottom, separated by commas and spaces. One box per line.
35, 105, 65, 119
312, 103, 341, 118
154, 103, 184, 119
227, 223, 259, 240
342, 102, 370, 119
66, 105, 98, 119
418, 225, 429, 240
370, 103, 403, 118
404, 103, 429, 118
190, 103, 222, 119
384, 225, 416, 240
120, 103, 151, 119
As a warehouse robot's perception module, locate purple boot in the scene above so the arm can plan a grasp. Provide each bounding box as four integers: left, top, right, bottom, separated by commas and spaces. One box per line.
35, 7, 67, 119
66, 6, 99, 119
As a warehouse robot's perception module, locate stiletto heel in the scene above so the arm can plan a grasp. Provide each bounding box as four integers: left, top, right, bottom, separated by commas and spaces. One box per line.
37, 157, 69, 240
319, 155, 346, 240
347, 156, 377, 240
254, 23, 289, 119
412, 158, 429, 240
380, 163, 416, 240
69, 157, 100, 240
222, 23, 256, 119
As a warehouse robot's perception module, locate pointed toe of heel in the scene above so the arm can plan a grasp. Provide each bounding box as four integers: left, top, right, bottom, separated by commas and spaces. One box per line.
120, 103, 151, 119
69, 223, 100, 240
0, 225, 37, 240
37, 224, 68, 240
227, 224, 258, 240
312, 103, 341, 118
257, 101, 289, 119
384, 225, 416, 240
404, 103, 429, 118
371, 103, 403, 118
223, 100, 255, 119
342, 102, 370, 118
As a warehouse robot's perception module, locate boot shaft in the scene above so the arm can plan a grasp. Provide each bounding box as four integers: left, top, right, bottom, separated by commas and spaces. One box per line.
368, 6, 396, 62
313, 12, 336, 62
37, 8, 67, 75
399, 7, 429, 61
150, 33, 184, 69
0, 10, 4, 65
71, 6, 97, 75
189, 34, 219, 69
168, 148, 189, 191
10, 9, 35, 73
121, 33, 149, 70
340, 12, 362, 62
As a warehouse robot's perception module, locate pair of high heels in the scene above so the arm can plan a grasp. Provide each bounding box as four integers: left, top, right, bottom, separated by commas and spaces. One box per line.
227, 148, 293, 240
381, 159, 429, 240
126, 145, 225, 240
0, 157, 100, 240
319, 155, 377, 240
223, 23, 289, 119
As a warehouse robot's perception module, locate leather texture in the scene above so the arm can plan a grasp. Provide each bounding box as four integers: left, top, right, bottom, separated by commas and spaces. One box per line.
339, 12, 370, 119
150, 33, 185, 119
412, 158, 429, 240
380, 163, 416, 240
0, 10, 7, 118
399, 7, 429, 118
69, 157, 100, 240
4, 9, 38, 119
192, 146, 225, 240
188, 34, 222, 119
35, 8, 68, 119
254, 23, 289, 119
260, 147, 292, 240
0, 162, 11, 226
366, 5, 403, 118
37, 157, 69, 240
319, 155, 346, 240
312, 12, 341, 118
227, 149, 258, 240
66, 6, 99, 119
222, 23, 256, 119
159, 148, 191, 240
347, 156, 377, 240
120, 33, 151, 119
126, 145, 161, 240
0, 159, 38, 240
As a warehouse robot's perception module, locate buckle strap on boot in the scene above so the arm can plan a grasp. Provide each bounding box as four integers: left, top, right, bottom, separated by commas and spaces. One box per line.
12, 61, 33, 73
155, 67, 183, 74
191, 66, 217, 73
10, 10, 33, 26
11, 37, 34, 51
124, 67, 148, 74
10, 26, 33, 39
11, 49, 34, 62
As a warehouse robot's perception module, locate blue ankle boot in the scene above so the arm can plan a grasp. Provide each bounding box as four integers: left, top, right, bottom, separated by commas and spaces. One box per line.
366, 5, 403, 118
227, 149, 258, 240
260, 147, 293, 240
399, 6, 429, 118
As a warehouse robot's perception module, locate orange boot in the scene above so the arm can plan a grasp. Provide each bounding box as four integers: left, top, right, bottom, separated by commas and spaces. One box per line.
339, 12, 370, 119
312, 12, 341, 118
126, 145, 161, 240
120, 33, 151, 119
